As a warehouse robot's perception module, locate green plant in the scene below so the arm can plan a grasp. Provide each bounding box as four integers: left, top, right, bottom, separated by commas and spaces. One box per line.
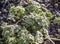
1, 1, 54, 44
10, 6, 26, 19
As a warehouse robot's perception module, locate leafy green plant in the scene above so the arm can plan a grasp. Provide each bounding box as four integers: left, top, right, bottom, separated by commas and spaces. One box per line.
1, 1, 54, 44
10, 6, 26, 19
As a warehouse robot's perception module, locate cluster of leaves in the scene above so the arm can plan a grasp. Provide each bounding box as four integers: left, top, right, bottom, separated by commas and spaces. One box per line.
54, 17, 60, 25
1, 1, 53, 44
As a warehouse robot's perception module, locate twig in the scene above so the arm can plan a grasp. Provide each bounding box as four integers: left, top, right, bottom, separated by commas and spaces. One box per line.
45, 35, 55, 44
16, 20, 21, 24
51, 38, 60, 41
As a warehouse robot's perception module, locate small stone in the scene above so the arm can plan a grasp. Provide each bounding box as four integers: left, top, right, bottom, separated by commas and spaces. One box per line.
58, 29, 60, 34
0, 11, 1, 14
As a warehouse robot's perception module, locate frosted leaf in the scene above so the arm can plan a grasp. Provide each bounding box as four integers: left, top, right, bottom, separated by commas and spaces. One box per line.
35, 31, 43, 43
27, 34, 34, 41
